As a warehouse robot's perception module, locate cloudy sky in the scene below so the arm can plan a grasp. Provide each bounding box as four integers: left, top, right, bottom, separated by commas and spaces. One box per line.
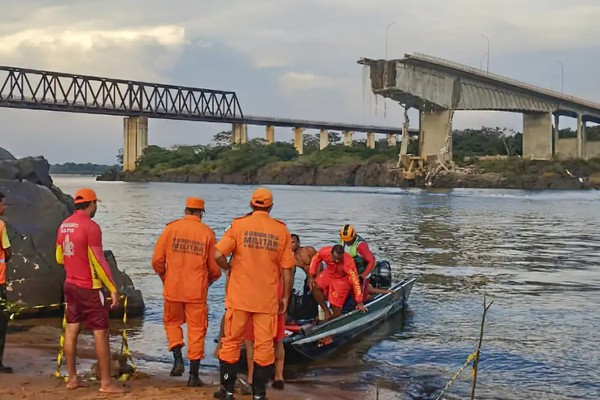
1, 0, 599, 163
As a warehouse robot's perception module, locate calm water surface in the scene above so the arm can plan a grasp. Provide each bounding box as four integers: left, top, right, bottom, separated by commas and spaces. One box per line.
49, 176, 600, 399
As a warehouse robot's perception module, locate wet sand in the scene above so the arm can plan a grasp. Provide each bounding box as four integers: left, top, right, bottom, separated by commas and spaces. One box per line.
0, 327, 381, 400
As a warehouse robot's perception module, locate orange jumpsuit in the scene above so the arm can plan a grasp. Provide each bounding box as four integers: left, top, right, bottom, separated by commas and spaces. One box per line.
216, 211, 295, 367
309, 246, 363, 309
152, 215, 221, 361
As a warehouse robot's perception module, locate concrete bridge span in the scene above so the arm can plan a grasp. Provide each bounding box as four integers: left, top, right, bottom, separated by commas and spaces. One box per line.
359, 53, 600, 161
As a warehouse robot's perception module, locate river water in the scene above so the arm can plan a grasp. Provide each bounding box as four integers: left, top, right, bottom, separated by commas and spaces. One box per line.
46, 176, 600, 399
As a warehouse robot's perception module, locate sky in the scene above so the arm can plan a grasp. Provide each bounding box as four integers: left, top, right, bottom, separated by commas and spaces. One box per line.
1, 0, 600, 164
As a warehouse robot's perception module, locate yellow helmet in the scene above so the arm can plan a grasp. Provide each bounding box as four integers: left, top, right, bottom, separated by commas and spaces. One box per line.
340, 224, 357, 242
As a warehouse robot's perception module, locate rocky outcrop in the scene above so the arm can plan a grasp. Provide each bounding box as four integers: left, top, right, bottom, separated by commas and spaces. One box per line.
99, 158, 599, 190
0, 149, 144, 318
112, 161, 400, 187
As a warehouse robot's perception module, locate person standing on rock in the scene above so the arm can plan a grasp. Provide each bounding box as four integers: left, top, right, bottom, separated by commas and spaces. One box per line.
152, 197, 222, 387
213, 188, 295, 400
55, 188, 127, 393
0, 191, 14, 373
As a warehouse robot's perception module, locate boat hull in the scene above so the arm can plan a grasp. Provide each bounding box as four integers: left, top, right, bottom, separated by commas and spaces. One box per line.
283, 277, 416, 363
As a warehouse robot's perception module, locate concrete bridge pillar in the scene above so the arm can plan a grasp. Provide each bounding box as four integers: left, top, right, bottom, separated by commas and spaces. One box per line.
387, 133, 398, 147
266, 125, 275, 144
419, 109, 452, 161
232, 123, 248, 145
123, 116, 148, 172
553, 113, 559, 156
577, 114, 586, 158
294, 127, 304, 155
522, 112, 552, 159
343, 131, 353, 146
319, 129, 329, 150
366, 132, 376, 149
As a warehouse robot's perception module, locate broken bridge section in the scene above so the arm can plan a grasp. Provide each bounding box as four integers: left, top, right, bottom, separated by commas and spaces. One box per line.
360, 53, 600, 160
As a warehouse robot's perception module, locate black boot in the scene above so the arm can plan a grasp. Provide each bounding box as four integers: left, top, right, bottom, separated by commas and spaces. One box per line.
251, 363, 273, 400
0, 306, 12, 374
213, 360, 237, 399
170, 346, 185, 376
187, 359, 202, 387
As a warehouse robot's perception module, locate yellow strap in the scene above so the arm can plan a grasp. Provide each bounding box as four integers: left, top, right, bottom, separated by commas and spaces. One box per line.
118, 296, 136, 381
53, 295, 135, 382
435, 350, 478, 400
54, 308, 67, 381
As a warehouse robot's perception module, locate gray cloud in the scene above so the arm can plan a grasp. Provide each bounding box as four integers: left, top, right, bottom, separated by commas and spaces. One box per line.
0, 0, 599, 162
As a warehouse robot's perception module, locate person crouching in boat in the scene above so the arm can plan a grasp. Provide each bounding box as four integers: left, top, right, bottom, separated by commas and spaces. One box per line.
307, 245, 367, 320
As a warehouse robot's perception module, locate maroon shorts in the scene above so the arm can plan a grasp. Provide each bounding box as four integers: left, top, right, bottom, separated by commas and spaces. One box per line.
64, 283, 109, 331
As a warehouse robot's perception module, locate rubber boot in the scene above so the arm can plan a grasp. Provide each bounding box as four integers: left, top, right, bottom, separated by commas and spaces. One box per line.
213, 360, 237, 399
187, 359, 202, 387
170, 346, 185, 376
0, 286, 13, 374
0, 323, 12, 373
251, 363, 273, 400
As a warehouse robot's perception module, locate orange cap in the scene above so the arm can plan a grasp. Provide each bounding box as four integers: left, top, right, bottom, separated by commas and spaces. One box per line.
74, 188, 100, 204
186, 197, 205, 210
251, 188, 273, 208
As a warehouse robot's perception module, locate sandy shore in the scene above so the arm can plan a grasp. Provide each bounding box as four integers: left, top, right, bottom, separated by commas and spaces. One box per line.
0, 326, 384, 400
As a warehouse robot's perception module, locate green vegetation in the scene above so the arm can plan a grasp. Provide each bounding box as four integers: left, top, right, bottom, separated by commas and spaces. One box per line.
133, 130, 401, 177
50, 162, 117, 175
452, 127, 522, 161
558, 125, 600, 140
475, 156, 600, 177
125, 126, 600, 183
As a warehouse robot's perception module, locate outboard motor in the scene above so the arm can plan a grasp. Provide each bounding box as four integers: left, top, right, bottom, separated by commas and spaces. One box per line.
371, 260, 392, 289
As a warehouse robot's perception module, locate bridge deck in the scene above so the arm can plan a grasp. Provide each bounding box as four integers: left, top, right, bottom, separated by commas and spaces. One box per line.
0, 65, 406, 135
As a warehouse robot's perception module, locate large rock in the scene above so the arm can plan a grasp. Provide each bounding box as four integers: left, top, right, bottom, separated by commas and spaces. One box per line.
0, 148, 144, 318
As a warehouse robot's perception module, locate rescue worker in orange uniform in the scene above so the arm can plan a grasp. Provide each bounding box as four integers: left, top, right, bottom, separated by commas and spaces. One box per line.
152, 197, 222, 387
244, 281, 286, 391
56, 188, 127, 394
0, 191, 13, 373
308, 244, 366, 320
214, 188, 295, 400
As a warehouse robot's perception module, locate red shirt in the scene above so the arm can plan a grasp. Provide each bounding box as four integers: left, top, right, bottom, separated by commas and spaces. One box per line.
356, 241, 376, 277
55, 210, 116, 293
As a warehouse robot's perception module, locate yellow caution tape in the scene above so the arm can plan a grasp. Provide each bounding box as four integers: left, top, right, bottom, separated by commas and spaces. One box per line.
54, 309, 68, 381
54, 295, 136, 382
118, 296, 136, 380
435, 350, 479, 400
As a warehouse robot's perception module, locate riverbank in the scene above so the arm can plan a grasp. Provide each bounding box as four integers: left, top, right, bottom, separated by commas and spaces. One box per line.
98, 157, 600, 190
0, 325, 379, 400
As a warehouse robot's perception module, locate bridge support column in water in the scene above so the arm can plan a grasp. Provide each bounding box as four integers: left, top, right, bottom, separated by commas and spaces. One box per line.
294, 127, 304, 154
388, 133, 398, 147
523, 112, 552, 159
123, 116, 148, 172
